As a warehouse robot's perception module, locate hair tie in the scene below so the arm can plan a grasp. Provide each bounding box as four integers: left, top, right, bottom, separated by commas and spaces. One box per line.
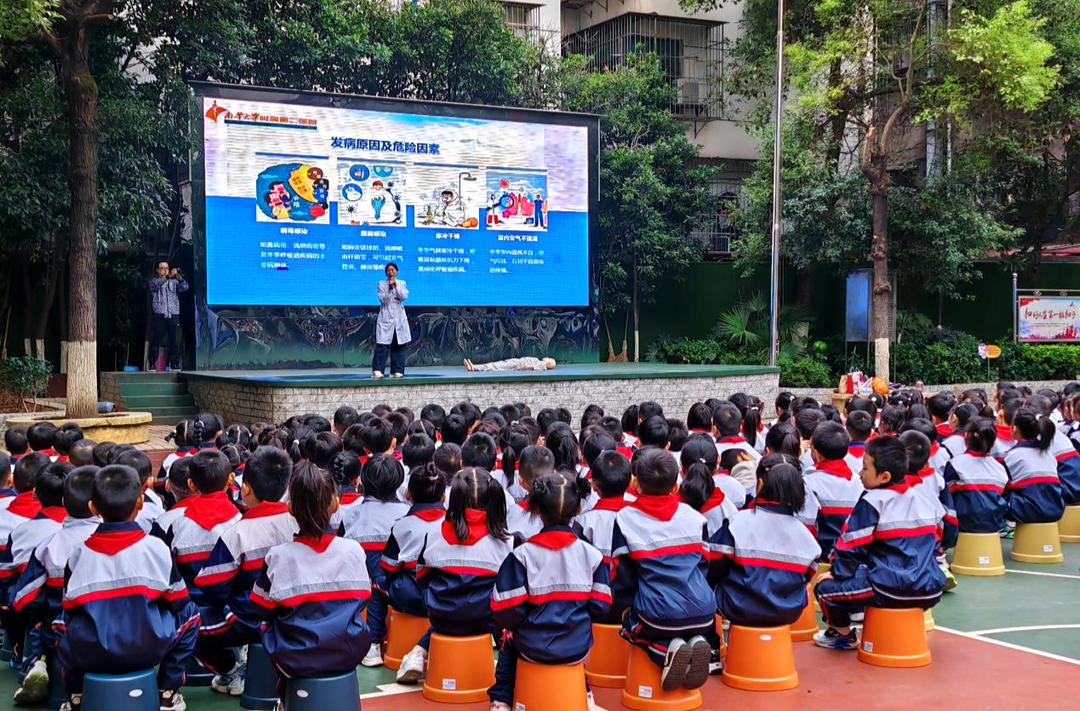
699, 458, 707, 464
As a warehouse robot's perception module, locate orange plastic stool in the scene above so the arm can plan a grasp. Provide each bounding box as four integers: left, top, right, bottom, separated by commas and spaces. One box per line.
713, 615, 728, 658
514, 660, 588, 711
857, 608, 931, 668
621, 645, 702, 711
790, 585, 819, 642
722, 625, 799, 691
383, 609, 430, 671
584, 623, 629, 688
421, 633, 495, 703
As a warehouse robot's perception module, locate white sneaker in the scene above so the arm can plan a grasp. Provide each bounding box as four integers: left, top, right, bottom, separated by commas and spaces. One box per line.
13, 658, 48, 704
395, 645, 427, 684
390, 372, 404, 379
158, 689, 187, 711
372, 370, 384, 379
361, 642, 384, 667
210, 665, 244, 696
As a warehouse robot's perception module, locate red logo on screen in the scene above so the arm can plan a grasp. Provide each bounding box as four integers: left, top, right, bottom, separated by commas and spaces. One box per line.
205, 101, 228, 122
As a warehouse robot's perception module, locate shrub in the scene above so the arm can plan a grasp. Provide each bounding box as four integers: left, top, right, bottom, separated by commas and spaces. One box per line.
0, 357, 53, 409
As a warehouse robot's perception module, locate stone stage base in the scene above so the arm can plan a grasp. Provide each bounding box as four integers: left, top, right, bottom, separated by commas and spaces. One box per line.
181, 363, 780, 425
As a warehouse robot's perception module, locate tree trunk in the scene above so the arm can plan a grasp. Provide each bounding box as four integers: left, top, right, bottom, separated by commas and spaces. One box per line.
63, 56, 100, 418
869, 155, 891, 381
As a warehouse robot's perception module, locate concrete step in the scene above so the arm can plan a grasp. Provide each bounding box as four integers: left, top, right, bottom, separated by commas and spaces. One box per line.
121, 394, 196, 410
117, 381, 189, 397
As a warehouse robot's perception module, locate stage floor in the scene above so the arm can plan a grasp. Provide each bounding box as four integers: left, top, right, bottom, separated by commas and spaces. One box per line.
180, 362, 777, 388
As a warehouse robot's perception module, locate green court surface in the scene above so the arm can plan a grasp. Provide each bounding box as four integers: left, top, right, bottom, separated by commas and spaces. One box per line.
1, 541, 1077, 710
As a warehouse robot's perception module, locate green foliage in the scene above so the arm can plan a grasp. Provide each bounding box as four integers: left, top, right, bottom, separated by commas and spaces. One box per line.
0, 0, 58, 45
778, 342, 834, 388
558, 53, 715, 320
0, 357, 53, 405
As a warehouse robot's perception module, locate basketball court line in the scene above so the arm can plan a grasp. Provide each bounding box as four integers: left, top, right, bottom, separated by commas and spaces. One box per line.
936, 626, 1080, 667
1005, 568, 1080, 580
966, 623, 1080, 635
358, 682, 614, 710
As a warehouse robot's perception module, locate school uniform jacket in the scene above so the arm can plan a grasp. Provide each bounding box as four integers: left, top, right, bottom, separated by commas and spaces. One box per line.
377, 502, 445, 617
135, 491, 166, 534
609, 495, 714, 630
695, 489, 737, 538
572, 497, 630, 622
507, 501, 545, 541
942, 452, 1008, 533
0, 507, 66, 601
1051, 431, 1080, 506
845, 442, 867, 479
159, 492, 242, 605
715, 436, 761, 461
330, 489, 363, 535
251, 533, 371, 678
928, 441, 952, 474
711, 472, 747, 510
57, 522, 199, 669
942, 433, 967, 459
991, 425, 1016, 461
909, 466, 958, 549
706, 502, 820, 626
0, 492, 40, 553
1003, 442, 1065, 523
830, 480, 947, 605
491, 526, 611, 664
343, 498, 411, 577
804, 459, 864, 559
193, 501, 298, 637
416, 510, 514, 634
11, 516, 99, 623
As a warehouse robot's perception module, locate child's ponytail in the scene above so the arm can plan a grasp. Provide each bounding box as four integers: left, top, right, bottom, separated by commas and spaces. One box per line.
447, 467, 509, 541
679, 458, 716, 512
743, 406, 762, 449
527, 471, 592, 526
192, 419, 204, 447
964, 419, 997, 455
1012, 407, 1056, 451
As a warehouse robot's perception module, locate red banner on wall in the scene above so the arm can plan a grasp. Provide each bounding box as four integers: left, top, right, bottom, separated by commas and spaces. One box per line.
1018, 297, 1080, 342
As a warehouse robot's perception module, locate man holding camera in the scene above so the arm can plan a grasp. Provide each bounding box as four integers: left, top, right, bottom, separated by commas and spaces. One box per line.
148, 261, 189, 371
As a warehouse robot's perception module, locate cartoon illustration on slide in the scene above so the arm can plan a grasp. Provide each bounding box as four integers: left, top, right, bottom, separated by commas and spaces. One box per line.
256, 163, 331, 222
485, 171, 548, 231
335, 162, 406, 226
415, 170, 481, 229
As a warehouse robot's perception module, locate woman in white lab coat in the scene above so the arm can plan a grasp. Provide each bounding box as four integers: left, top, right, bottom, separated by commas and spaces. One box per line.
373, 262, 411, 378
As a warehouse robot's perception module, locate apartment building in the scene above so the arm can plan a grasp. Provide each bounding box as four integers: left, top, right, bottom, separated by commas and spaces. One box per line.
500, 0, 760, 255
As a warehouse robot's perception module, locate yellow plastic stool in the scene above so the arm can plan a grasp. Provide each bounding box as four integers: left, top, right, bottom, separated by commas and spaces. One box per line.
923, 608, 935, 632
1059, 505, 1080, 543
951, 532, 1006, 576
812, 563, 831, 612
1010, 522, 1064, 563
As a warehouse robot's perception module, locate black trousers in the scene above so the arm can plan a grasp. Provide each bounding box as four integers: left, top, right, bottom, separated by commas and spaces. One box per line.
150, 314, 180, 369
373, 334, 406, 375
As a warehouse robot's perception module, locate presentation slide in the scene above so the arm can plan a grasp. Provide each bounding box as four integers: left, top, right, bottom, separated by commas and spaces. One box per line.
200, 94, 591, 306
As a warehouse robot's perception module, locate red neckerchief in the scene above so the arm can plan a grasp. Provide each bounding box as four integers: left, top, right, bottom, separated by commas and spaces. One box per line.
929, 443, 941, 458
183, 492, 239, 530
295, 534, 334, 553
916, 466, 936, 482
6, 492, 41, 519
243, 501, 289, 519
848, 442, 866, 456
527, 530, 577, 549
964, 449, 989, 458
187, 448, 199, 455
442, 508, 489, 545
37, 448, 57, 457
56, 455, 69, 463
814, 459, 853, 480
718, 436, 745, 445
341, 492, 362, 505
936, 423, 954, 438
592, 497, 630, 513
411, 507, 445, 522
85, 527, 146, 555
996, 424, 1014, 442
39, 506, 67, 523
630, 494, 680, 522
698, 488, 727, 514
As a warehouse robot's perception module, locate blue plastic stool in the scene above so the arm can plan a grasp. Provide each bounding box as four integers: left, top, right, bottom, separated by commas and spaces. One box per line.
284, 671, 360, 711
82, 669, 158, 711
47, 653, 66, 710
184, 656, 214, 687
240, 644, 279, 710
0, 629, 10, 663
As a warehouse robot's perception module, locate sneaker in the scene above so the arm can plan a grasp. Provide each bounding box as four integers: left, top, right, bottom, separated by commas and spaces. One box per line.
941, 565, 958, 592
372, 371, 384, 380
390, 372, 404, 379
13, 658, 48, 704
1000, 522, 1015, 539
159, 690, 187, 711
361, 641, 384, 668
587, 690, 597, 710
211, 664, 244, 696
59, 694, 82, 711
813, 627, 859, 650
708, 648, 723, 676
660, 638, 693, 692
683, 636, 711, 690
395, 645, 427, 684
850, 612, 865, 626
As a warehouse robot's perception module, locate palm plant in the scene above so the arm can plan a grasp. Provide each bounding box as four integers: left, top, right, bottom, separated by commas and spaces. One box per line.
710, 292, 811, 364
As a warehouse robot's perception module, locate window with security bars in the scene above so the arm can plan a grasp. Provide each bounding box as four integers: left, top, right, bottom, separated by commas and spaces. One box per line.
501, 2, 555, 46
687, 160, 754, 256
562, 14, 729, 119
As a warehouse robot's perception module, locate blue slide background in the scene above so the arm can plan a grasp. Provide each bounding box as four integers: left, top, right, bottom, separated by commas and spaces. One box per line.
205, 196, 589, 306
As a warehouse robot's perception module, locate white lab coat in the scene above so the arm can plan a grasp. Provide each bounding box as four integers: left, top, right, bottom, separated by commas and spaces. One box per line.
376, 278, 411, 345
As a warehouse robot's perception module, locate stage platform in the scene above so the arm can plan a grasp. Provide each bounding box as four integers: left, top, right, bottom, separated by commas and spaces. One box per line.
178, 363, 779, 425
